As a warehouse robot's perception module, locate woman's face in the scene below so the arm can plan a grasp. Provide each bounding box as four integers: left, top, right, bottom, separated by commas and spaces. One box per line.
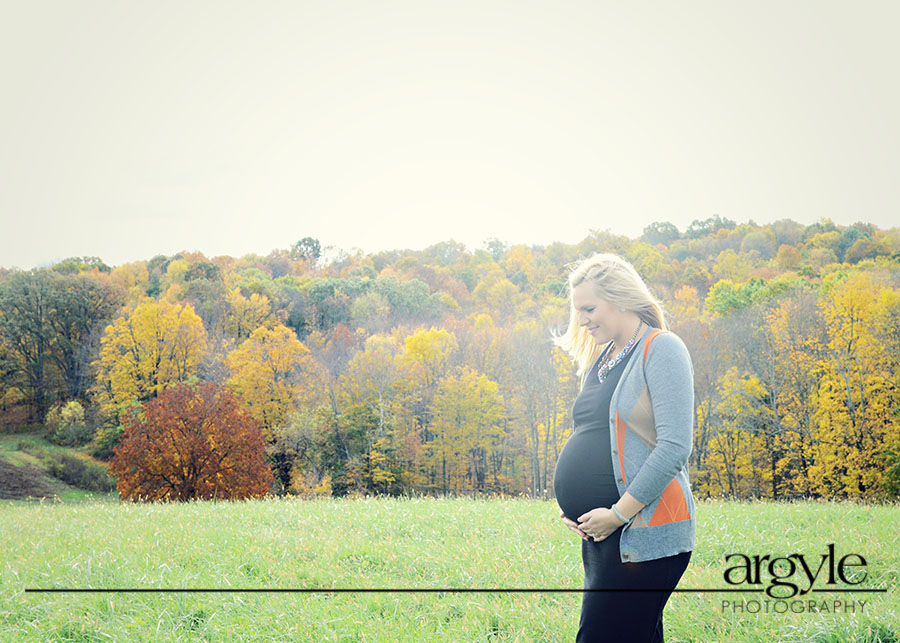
572, 281, 620, 345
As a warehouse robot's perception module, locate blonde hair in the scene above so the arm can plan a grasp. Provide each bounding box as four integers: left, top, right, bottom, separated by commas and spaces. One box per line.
552, 253, 667, 376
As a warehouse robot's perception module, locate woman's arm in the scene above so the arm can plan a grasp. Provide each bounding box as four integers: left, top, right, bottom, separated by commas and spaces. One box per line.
624, 332, 694, 506
613, 491, 644, 521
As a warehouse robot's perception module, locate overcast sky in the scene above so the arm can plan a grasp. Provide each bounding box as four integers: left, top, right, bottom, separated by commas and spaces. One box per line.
1, 1, 898, 270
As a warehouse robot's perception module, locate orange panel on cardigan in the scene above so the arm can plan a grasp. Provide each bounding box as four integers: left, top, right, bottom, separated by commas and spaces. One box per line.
615, 412, 627, 485
648, 478, 691, 526
643, 329, 663, 365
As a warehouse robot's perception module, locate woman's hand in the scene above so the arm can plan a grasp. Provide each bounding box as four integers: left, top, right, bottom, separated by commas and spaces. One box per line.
559, 509, 589, 540
576, 507, 626, 542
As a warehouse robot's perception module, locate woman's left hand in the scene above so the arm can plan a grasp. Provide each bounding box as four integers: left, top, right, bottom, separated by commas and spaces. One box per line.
577, 507, 626, 542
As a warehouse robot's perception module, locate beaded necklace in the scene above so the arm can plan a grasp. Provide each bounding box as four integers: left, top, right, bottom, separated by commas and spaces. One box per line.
596, 321, 643, 384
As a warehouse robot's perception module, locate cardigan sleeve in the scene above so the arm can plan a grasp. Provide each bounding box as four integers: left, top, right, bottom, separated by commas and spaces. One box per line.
624, 331, 695, 506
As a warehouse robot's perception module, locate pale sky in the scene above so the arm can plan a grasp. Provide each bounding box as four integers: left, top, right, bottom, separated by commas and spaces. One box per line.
1, 1, 898, 270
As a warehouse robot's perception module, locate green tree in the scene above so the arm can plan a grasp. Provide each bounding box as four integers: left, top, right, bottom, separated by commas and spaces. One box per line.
290, 237, 322, 261
51, 256, 111, 274
0, 270, 58, 418
685, 215, 737, 239
641, 221, 680, 246
0, 270, 123, 417
46, 274, 125, 400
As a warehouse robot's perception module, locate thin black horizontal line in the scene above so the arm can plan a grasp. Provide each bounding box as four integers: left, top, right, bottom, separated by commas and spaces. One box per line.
812, 587, 887, 594
23, 587, 888, 594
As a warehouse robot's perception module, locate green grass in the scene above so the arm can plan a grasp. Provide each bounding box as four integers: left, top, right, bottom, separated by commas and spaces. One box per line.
1, 497, 897, 641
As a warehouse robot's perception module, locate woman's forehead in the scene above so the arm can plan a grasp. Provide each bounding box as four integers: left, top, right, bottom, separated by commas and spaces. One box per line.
572, 282, 605, 306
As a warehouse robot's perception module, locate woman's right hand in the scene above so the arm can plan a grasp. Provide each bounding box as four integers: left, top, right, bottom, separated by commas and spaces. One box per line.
560, 509, 589, 540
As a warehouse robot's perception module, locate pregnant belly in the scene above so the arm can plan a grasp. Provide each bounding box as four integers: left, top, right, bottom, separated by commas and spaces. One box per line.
553, 428, 621, 521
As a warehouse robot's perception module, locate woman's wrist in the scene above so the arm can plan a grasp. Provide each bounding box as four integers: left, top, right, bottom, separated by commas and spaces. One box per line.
613, 492, 645, 524
610, 503, 628, 524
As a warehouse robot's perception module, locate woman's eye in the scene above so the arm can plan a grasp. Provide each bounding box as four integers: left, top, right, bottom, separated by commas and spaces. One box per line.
585, 307, 594, 313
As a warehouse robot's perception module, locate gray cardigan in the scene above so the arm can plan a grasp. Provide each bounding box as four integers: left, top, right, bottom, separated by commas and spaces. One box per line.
585, 326, 696, 563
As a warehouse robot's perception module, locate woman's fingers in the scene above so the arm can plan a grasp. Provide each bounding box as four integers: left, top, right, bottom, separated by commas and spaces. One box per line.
560, 511, 589, 539
564, 520, 586, 538
569, 523, 588, 540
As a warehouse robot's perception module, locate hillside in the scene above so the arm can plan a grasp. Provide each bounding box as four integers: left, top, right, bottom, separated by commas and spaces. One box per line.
0, 456, 61, 499
0, 433, 117, 502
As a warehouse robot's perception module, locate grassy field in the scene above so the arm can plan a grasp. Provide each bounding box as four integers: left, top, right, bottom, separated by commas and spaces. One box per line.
0, 495, 898, 642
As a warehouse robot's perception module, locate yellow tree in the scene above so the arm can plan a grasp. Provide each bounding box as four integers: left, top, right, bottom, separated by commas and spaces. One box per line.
713, 249, 753, 282
724, 299, 813, 500
226, 324, 321, 442
765, 290, 826, 497
871, 287, 900, 407
363, 437, 396, 493
546, 347, 577, 488
427, 368, 504, 495
668, 285, 701, 323
402, 327, 458, 389
93, 299, 208, 421
337, 333, 424, 493
811, 272, 896, 497
698, 368, 768, 499
504, 244, 543, 289
399, 327, 458, 488
109, 261, 150, 304
674, 317, 731, 497
224, 288, 275, 339
775, 244, 802, 270
472, 265, 519, 322
498, 318, 574, 497
160, 258, 190, 301
625, 241, 673, 286
441, 314, 496, 382
872, 288, 900, 495
341, 334, 409, 440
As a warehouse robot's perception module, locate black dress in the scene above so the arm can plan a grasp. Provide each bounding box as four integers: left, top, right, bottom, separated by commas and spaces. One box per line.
553, 346, 631, 522
553, 345, 691, 643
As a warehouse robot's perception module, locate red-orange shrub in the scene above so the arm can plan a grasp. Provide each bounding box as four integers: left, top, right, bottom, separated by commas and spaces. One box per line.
110, 382, 273, 501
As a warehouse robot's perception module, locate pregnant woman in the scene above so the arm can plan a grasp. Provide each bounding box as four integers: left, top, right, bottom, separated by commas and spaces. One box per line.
552, 253, 695, 642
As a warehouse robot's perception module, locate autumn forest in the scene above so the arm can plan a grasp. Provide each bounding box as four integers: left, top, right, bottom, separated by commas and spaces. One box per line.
2, 216, 899, 501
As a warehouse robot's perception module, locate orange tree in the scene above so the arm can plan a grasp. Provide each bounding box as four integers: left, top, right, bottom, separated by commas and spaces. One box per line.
110, 382, 273, 501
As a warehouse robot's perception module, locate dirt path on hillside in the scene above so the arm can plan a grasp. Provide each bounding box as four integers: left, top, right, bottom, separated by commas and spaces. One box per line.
0, 458, 60, 500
